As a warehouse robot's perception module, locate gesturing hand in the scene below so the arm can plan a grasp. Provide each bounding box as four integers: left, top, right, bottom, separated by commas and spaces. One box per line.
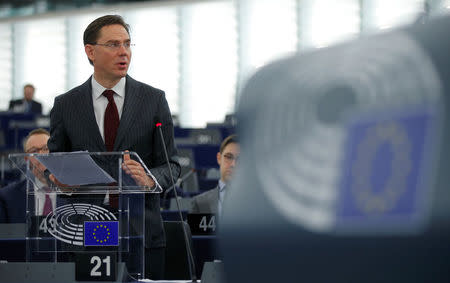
122, 150, 155, 188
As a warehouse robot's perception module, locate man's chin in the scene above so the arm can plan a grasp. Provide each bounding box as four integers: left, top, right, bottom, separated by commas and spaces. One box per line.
116, 73, 127, 79
116, 68, 128, 76
223, 176, 233, 184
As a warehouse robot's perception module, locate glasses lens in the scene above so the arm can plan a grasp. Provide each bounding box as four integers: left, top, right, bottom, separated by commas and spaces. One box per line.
224, 154, 235, 162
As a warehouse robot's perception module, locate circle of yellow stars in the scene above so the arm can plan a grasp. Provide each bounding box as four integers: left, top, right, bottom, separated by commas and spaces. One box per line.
351, 121, 412, 214
92, 224, 111, 243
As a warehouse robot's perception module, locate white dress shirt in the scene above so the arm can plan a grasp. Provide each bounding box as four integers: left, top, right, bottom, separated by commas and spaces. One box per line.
91, 76, 126, 141
34, 179, 56, 216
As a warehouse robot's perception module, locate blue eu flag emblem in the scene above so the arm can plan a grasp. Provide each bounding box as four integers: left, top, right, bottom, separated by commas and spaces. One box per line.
84, 221, 119, 246
336, 105, 439, 233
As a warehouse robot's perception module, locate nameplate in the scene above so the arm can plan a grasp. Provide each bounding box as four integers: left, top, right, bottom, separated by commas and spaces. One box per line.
75, 252, 117, 281
187, 213, 217, 235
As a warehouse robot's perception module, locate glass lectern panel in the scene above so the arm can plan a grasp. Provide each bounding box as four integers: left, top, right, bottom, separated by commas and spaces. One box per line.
9, 151, 160, 280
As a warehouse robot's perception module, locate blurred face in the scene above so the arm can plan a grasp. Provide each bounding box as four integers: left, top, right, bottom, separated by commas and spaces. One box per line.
24, 86, 34, 101
217, 142, 240, 184
25, 133, 49, 182
85, 24, 131, 87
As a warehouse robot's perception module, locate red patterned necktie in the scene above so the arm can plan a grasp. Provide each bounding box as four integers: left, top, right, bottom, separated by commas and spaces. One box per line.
43, 194, 52, 215
103, 90, 119, 151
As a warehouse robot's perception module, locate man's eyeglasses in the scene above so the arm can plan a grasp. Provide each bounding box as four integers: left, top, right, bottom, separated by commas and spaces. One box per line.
94, 42, 135, 50
25, 145, 49, 154
223, 153, 239, 163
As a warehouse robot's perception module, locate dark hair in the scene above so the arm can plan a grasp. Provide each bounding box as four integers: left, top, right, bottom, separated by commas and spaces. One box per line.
220, 134, 239, 154
23, 84, 35, 91
83, 15, 130, 65
22, 128, 50, 151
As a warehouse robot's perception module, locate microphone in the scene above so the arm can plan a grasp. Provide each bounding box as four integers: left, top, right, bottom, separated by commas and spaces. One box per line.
155, 118, 198, 282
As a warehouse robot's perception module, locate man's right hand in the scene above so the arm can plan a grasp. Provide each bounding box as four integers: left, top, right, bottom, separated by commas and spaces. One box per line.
49, 174, 73, 193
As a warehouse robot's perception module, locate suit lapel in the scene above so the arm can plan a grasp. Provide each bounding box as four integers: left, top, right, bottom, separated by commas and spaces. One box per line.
78, 77, 106, 151
211, 186, 220, 213
114, 76, 144, 150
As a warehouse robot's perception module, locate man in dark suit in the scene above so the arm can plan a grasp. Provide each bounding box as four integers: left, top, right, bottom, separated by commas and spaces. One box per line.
47, 15, 179, 280
8, 84, 43, 115
0, 128, 53, 223
190, 134, 239, 216
0, 179, 27, 223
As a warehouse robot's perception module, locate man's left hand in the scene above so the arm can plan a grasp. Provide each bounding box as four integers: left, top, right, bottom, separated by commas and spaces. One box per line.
122, 150, 155, 188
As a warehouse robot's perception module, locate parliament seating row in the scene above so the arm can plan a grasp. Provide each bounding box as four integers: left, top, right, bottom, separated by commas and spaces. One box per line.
0, 112, 234, 193
0, 112, 234, 154
0, 112, 49, 153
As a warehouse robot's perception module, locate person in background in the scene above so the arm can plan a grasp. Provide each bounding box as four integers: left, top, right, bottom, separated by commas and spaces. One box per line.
47, 14, 180, 280
0, 128, 54, 223
190, 134, 239, 216
9, 84, 43, 115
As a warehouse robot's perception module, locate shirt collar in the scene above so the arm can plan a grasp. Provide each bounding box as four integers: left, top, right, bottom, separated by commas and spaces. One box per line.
92, 76, 126, 100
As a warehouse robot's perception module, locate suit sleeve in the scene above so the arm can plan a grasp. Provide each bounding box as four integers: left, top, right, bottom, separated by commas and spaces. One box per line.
149, 92, 181, 190
189, 197, 200, 213
48, 96, 70, 152
8, 100, 14, 111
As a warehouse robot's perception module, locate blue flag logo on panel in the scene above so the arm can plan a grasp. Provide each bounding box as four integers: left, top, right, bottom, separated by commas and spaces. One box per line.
84, 221, 119, 246
336, 105, 439, 233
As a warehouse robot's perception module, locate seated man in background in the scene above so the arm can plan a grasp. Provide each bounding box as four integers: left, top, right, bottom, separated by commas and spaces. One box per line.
0, 128, 54, 222
190, 134, 239, 216
8, 84, 43, 115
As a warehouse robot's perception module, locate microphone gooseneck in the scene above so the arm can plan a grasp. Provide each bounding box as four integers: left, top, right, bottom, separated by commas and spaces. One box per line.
156, 121, 198, 282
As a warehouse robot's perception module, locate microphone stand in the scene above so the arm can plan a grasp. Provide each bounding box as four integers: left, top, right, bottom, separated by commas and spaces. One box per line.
156, 122, 198, 282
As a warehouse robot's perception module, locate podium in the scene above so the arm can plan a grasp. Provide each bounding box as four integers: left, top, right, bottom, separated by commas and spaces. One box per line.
8, 151, 161, 282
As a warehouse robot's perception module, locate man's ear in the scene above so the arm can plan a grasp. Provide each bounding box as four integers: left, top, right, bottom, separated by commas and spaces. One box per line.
217, 152, 221, 166
85, 44, 95, 63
